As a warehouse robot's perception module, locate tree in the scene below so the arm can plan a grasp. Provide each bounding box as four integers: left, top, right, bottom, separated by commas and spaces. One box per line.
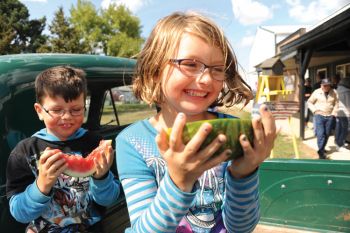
0, 0, 46, 54
101, 4, 143, 57
45, 7, 89, 53
70, 0, 103, 54
70, 1, 143, 57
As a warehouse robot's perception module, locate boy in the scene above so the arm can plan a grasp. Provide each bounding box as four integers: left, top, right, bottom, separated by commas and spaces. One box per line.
6, 66, 120, 232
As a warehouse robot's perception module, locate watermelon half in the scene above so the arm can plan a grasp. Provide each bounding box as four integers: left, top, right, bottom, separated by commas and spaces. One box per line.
62, 139, 112, 177
167, 118, 253, 159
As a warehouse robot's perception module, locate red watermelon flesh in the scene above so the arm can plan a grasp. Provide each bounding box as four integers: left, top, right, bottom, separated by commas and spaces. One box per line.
62, 139, 112, 177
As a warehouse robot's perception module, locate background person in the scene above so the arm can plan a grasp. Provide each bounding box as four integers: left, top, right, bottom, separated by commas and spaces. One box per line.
304, 78, 312, 127
312, 72, 325, 91
308, 78, 338, 159
335, 77, 350, 152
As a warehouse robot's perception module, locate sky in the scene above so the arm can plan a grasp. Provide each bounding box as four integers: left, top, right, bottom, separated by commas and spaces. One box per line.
20, 0, 350, 76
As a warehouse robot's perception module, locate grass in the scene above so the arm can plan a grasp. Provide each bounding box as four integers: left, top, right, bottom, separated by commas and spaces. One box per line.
100, 103, 156, 126
100, 103, 317, 159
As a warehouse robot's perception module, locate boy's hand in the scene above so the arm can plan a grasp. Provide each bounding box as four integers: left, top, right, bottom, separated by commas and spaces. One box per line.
228, 104, 277, 179
37, 148, 67, 195
93, 145, 114, 179
156, 113, 231, 193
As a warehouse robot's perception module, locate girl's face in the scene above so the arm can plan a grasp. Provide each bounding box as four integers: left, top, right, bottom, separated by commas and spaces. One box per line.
34, 94, 85, 141
160, 33, 224, 117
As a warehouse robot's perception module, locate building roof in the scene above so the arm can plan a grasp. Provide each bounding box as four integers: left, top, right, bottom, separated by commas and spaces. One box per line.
280, 4, 350, 54
255, 57, 284, 69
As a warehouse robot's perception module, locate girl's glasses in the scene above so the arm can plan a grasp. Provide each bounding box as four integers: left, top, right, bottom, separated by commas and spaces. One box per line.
170, 58, 227, 81
41, 105, 85, 118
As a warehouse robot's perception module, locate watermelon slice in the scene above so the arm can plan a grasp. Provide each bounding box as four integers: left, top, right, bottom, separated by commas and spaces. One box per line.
61, 139, 112, 177
167, 118, 253, 159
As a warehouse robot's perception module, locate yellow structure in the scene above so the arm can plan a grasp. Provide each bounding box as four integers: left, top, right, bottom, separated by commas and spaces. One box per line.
255, 75, 299, 159
255, 75, 293, 102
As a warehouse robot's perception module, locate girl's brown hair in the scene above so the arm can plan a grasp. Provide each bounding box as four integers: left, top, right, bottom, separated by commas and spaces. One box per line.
133, 11, 253, 107
35, 66, 87, 104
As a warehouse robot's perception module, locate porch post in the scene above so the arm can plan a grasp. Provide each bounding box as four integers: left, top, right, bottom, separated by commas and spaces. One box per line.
298, 48, 313, 139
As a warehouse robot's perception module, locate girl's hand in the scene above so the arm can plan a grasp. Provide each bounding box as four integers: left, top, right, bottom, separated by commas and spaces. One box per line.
37, 148, 67, 195
228, 104, 277, 178
156, 113, 232, 192
93, 145, 114, 179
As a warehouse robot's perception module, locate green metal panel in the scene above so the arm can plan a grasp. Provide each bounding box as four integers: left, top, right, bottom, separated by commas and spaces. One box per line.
0, 53, 136, 107
259, 159, 350, 232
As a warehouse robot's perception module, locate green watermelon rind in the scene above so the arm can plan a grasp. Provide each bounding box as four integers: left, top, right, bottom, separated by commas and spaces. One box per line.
169, 118, 253, 159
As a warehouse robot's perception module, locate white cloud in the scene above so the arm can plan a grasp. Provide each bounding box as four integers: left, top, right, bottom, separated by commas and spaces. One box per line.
101, 0, 151, 13
239, 35, 255, 47
231, 0, 273, 25
20, 0, 47, 2
286, 0, 350, 23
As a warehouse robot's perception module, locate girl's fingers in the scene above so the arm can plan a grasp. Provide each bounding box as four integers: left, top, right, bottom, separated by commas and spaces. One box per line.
240, 134, 254, 155
259, 106, 277, 149
195, 132, 226, 163
185, 122, 213, 156
203, 149, 232, 171
252, 116, 264, 149
260, 105, 276, 137
169, 113, 186, 149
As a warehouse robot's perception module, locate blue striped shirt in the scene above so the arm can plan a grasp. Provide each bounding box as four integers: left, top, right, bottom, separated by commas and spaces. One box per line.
116, 115, 260, 232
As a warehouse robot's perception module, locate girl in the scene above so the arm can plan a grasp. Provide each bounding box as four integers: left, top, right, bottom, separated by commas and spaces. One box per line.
116, 12, 276, 232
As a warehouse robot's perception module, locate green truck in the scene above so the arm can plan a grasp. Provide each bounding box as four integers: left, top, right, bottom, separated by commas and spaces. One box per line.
0, 54, 349, 232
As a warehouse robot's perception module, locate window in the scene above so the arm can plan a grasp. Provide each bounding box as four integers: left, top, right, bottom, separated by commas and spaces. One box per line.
316, 68, 327, 79
100, 86, 157, 126
336, 63, 350, 79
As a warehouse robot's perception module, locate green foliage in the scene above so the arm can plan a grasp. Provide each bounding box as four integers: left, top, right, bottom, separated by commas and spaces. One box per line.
1, 0, 143, 56
0, 0, 46, 54
101, 4, 143, 57
70, 1, 144, 57
42, 7, 89, 53
70, 0, 103, 54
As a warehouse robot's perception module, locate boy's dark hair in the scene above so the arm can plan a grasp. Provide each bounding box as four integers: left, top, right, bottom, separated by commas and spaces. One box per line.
35, 66, 87, 104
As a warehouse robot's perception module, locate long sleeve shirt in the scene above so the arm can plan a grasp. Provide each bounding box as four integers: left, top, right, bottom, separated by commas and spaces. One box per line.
307, 88, 338, 116
116, 115, 260, 233
337, 84, 350, 117
6, 129, 120, 230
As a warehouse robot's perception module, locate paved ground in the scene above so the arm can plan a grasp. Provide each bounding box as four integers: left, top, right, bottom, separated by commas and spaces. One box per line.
275, 117, 350, 160
302, 124, 350, 160
253, 224, 320, 233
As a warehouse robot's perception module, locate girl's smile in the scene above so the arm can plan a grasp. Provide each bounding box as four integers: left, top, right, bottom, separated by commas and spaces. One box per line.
160, 33, 224, 121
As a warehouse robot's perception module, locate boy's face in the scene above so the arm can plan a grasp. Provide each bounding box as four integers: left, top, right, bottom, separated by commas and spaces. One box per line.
34, 94, 85, 141
160, 33, 224, 119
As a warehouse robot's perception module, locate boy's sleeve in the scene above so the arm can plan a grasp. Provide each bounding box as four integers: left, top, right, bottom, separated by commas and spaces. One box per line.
222, 168, 260, 233
89, 171, 121, 206
6, 143, 49, 223
9, 181, 52, 223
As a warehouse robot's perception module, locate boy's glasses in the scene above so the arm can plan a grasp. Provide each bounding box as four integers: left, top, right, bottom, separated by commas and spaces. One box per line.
170, 59, 227, 81
41, 105, 85, 118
